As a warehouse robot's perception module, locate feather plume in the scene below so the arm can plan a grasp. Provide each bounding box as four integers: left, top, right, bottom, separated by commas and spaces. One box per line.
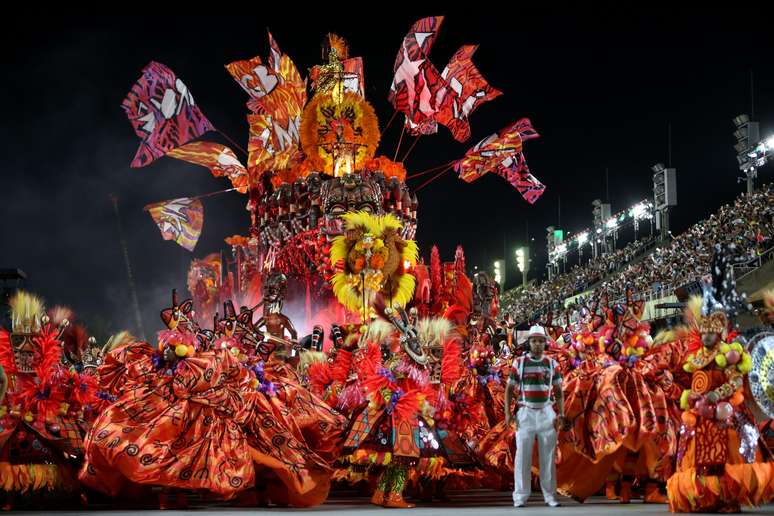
9, 291, 44, 333
326, 33, 349, 60
104, 331, 136, 352
48, 306, 73, 326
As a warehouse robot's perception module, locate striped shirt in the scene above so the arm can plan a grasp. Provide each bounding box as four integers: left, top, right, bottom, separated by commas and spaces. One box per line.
508, 355, 561, 408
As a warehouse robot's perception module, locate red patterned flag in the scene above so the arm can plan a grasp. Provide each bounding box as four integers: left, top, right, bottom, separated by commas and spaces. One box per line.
454, 119, 534, 181
388, 16, 446, 135
498, 155, 546, 204
454, 118, 544, 203
436, 45, 502, 142
167, 141, 248, 193
144, 197, 204, 251
123, 62, 214, 168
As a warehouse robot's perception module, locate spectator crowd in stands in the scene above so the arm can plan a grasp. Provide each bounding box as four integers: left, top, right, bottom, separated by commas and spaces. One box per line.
501, 184, 774, 324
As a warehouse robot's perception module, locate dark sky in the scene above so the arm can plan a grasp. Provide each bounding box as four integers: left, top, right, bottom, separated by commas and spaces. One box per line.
2, 9, 773, 338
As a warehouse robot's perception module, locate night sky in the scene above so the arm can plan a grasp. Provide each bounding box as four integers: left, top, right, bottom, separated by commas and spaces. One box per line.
2, 10, 773, 339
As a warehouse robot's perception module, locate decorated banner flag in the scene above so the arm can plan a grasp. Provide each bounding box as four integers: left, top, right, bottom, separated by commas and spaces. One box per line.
226, 31, 306, 114
493, 150, 545, 204
123, 62, 214, 168
145, 197, 204, 251
167, 141, 248, 193
225, 54, 280, 103
455, 119, 536, 181
246, 99, 304, 174
436, 45, 502, 142
454, 118, 544, 203
388, 16, 446, 135
227, 32, 306, 175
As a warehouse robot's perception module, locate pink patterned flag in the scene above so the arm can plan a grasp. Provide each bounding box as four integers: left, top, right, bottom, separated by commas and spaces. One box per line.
497, 153, 546, 204
123, 62, 214, 168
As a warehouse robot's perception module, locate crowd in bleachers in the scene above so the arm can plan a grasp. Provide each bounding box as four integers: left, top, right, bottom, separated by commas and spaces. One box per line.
501, 185, 774, 323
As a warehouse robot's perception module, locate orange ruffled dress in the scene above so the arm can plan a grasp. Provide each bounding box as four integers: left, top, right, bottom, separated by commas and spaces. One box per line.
79, 341, 254, 498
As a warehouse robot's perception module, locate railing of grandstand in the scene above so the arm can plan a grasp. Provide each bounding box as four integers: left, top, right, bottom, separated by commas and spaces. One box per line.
733, 245, 774, 282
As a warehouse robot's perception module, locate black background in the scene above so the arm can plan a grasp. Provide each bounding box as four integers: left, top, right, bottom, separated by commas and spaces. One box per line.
2, 8, 772, 338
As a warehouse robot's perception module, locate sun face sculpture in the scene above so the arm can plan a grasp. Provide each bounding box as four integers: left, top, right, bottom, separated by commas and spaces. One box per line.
300, 90, 380, 177
329, 211, 417, 317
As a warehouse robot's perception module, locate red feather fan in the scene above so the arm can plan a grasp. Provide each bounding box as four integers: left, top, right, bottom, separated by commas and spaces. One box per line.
441, 338, 464, 384
362, 370, 392, 396
308, 361, 334, 390
69, 371, 99, 408
330, 349, 353, 384
0, 328, 16, 375
393, 388, 423, 423
35, 326, 63, 379
356, 342, 383, 379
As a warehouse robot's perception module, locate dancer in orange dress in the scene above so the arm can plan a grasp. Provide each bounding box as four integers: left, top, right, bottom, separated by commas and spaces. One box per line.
547, 291, 681, 503
666, 258, 774, 512
211, 298, 347, 508
79, 294, 255, 507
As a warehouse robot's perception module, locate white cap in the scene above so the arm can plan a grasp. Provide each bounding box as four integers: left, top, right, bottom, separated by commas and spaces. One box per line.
527, 325, 548, 340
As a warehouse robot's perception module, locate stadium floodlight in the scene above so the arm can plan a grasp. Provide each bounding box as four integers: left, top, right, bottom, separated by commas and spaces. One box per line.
732, 114, 750, 127
515, 247, 529, 287
631, 202, 648, 219
493, 259, 505, 286
515, 248, 526, 272
577, 232, 588, 245
606, 218, 617, 229
732, 113, 760, 193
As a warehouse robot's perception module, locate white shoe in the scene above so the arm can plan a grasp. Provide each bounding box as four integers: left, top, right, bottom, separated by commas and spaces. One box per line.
545, 499, 561, 507
513, 501, 525, 507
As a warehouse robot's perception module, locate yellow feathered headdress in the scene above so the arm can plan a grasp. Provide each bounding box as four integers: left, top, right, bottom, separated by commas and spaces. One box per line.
329, 211, 418, 317
9, 291, 45, 333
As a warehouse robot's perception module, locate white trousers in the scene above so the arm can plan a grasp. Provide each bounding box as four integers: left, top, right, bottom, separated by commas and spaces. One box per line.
513, 404, 558, 504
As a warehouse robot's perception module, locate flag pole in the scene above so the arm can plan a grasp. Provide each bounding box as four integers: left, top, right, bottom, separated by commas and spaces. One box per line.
110, 194, 146, 340
143, 188, 237, 211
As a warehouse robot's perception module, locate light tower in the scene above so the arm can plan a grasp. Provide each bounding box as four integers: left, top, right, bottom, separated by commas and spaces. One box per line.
515, 247, 530, 288
652, 163, 677, 241
732, 114, 759, 194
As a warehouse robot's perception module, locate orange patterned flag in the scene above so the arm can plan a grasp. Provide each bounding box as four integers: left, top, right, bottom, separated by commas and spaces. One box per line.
227, 32, 306, 176
145, 197, 203, 251
167, 141, 248, 193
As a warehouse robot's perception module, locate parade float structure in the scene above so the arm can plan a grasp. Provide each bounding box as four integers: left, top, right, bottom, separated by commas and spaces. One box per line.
124, 17, 545, 341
